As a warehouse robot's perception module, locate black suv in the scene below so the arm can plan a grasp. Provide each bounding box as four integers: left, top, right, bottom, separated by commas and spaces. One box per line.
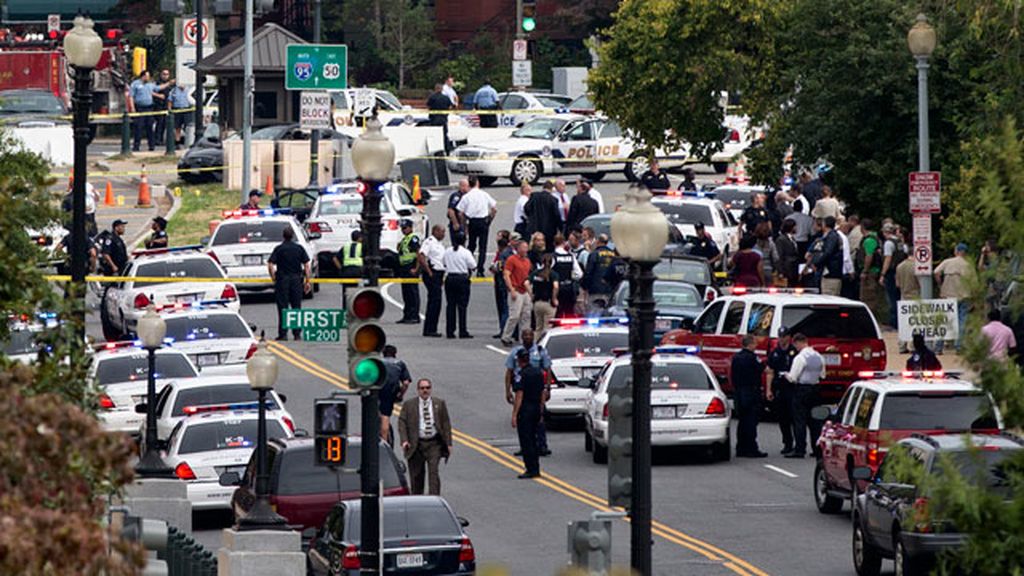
851, 433, 1023, 576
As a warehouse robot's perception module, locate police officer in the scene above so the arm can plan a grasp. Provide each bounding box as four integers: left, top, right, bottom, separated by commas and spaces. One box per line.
333, 230, 363, 305
418, 225, 446, 337
552, 233, 582, 318
639, 159, 671, 194
97, 219, 129, 275
512, 348, 546, 479
731, 334, 768, 458
396, 219, 422, 324
782, 333, 826, 459
144, 216, 169, 249
740, 193, 771, 236
267, 227, 311, 341
239, 190, 262, 210
766, 327, 798, 455
689, 222, 721, 267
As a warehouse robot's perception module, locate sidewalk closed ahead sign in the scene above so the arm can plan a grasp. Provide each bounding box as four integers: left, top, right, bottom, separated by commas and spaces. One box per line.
897, 299, 959, 342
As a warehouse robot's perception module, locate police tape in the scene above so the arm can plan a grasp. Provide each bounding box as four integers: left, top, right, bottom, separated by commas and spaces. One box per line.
44, 274, 495, 285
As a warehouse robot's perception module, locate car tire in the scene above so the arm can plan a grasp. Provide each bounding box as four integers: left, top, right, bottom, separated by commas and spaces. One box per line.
814, 461, 844, 514
100, 298, 122, 342
713, 162, 729, 174
584, 429, 593, 453
711, 431, 731, 462
510, 157, 542, 186
592, 440, 608, 464
852, 518, 882, 576
894, 531, 928, 576
624, 154, 649, 182
476, 176, 497, 187
589, 172, 606, 182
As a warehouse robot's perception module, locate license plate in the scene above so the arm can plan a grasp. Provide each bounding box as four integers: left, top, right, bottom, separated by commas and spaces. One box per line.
197, 353, 221, 366
396, 553, 424, 568
824, 353, 841, 366
455, 162, 468, 171
175, 294, 199, 303
131, 395, 145, 404
655, 318, 673, 332
242, 255, 263, 266
653, 406, 677, 420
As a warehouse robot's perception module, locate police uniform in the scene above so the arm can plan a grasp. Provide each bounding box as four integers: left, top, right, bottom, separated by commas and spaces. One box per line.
640, 170, 671, 194
689, 233, 720, 262
419, 234, 446, 337
731, 346, 766, 457
506, 344, 551, 455
767, 338, 798, 454
268, 237, 310, 340
741, 206, 771, 235
396, 224, 422, 323
552, 248, 579, 318
336, 238, 362, 306
145, 217, 169, 250
97, 223, 128, 275
514, 359, 546, 477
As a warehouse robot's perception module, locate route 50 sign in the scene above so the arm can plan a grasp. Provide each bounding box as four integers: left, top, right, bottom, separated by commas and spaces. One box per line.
286, 44, 348, 91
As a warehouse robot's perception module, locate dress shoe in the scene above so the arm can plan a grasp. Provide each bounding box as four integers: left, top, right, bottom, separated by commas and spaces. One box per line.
423, 332, 443, 338
446, 334, 456, 339
781, 448, 794, 456
492, 334, 503, 339
459, 333, 473, 339
396, 318, 420, 324
500, 338, 514, 346
784, 452, 805, 459
518, 472, 540, 479
539, 449, 552, 457
513, 450, 523, 456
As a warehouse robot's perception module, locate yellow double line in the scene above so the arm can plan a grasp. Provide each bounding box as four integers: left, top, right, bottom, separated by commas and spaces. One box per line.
264, 339, 768, 576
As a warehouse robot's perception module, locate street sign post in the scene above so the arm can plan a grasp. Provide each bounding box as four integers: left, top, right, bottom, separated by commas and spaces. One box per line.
909, 171, 941, 213
300, 91, 332, 130
354, 88, 375, 118
513, 39, 528, 61
512, 60, 533, 87
281, 308, 345, 341
286, 44, 348, 91
912, 214, 932, 274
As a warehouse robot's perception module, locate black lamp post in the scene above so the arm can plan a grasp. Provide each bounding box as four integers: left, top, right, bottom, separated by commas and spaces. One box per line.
135, 306, 174, 478
610, 185, 669, 576
350, 115, 395, 573
238, 339, 288, 529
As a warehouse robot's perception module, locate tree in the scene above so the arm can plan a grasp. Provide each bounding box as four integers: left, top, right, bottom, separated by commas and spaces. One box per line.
588, 0, 782, 159
378, 0, 442, 90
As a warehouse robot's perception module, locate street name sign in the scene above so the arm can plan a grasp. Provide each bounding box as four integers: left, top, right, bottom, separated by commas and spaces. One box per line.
897, 298, 959, 342
300, 92, 332, 130
282, 308, 345, 341
909, 171, 941, 213
286, 44, 348, 91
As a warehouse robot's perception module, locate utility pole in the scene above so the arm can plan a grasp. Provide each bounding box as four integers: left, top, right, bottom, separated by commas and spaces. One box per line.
307, 0, 322, 188
194, 0, 205, 138
241, 0, 254, 203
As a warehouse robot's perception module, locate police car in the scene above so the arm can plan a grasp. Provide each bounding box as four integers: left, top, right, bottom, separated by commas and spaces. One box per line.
707, 185, 766, 221
304, 181, 429, 270
492, 91, 574, 128
652, 191, 740, 265
537, 319, 629, 417
91, 342, 200, 436
582, 347, 731, 463
3, 312, 59, 364
163, 409, 294, 510
448, 114, 687, 186
26, 223, 67, 260
329, 88, 471, 145
158, 305, 258, 374
99, 246, 240, 341
206, 209, 317, 293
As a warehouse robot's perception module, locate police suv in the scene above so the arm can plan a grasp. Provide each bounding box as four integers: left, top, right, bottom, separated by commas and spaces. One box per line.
99, 246, 240, 341
652, 191, 740, 266
3, 312, 59, 364
206, 209, 317, 293
537, 318, 629, 418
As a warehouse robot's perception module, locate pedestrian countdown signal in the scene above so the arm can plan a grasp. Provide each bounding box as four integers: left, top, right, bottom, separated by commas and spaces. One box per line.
314, 398, 348, 466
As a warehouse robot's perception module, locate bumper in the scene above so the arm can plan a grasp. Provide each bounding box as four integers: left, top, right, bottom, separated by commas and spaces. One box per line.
187, 480, 238, 510
546, 388, 589, 415
99, 410, 144, 435
592, 418, 729, 447
446, 157, 514, 178
222, 265, 273, 291
901, 532, 966, 557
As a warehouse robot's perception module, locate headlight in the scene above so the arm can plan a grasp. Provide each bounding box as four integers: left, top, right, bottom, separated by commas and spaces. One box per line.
482, 151, 509, 160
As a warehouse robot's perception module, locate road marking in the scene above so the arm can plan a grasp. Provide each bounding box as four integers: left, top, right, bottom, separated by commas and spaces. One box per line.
763, 464, 799, 479
380, 282, 426, 320
485, 344, 508, 355
268, 342, 771, 576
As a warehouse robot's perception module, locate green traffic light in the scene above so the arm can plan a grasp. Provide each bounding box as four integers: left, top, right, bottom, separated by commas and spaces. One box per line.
353, 358, 382, 387
522, 17, 536, 32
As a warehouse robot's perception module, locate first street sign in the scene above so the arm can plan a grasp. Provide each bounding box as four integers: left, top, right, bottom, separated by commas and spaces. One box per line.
286, 44, 348, 91
909, 171, 941, 213
282, 308, 346, 341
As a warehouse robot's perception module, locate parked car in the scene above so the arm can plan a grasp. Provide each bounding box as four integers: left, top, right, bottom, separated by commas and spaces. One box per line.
606, 279, 705, 338
579, 213, 692, 259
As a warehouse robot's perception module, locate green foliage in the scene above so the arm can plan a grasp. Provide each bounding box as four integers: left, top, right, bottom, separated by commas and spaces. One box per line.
377, 0, 443, 90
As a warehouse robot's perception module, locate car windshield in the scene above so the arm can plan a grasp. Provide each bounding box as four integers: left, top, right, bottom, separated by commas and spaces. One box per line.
317, 197, 370, 216
3, 329, 41, 355
212, 221, 293, 245
512, 118, 568, 140
544, 331, 628, 359
164, 314, 251, 341
96, 353, 198, 385
172, 384, 279, 416
376, 91, 403, 110
654, 259, 712, 285
535, 95, 573, 107
658, 204, 714, 227
616, 281, 701, 309
0, 91, 64, 115
251, 125, 292, 140
178, 419, 287, 454
580, 215, 611, 238
607, 362, 712, 390
133, 258, 225, 288
878, 393, 999, 431
276, 444, 401, 495
713, 189, 753, 208
347, 503, 461, 541
781, 305, 879, 339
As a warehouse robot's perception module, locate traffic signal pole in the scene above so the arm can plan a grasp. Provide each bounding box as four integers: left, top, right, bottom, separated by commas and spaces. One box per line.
194, 0, 205, 139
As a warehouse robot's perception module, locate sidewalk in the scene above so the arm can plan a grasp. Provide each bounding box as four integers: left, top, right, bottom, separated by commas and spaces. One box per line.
91, 150, 181, 248
882, 329, 967, 372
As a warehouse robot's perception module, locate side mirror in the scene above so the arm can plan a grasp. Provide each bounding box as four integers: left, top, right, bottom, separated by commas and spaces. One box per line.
851, 467, 873, 482
200, 236, 211, 246
135, 403, 147, 414
218, 471, 241, 486
278, 393, 288, 404
811, 405, 835, 422
457, 516, 470, 528
578, 376, 595, 389
249, 323, 257, 332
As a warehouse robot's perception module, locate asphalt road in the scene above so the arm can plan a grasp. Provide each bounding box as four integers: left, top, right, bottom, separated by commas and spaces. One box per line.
87, 167, 886, 575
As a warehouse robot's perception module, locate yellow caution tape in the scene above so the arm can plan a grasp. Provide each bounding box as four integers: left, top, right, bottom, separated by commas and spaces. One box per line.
44, 274, 494, 285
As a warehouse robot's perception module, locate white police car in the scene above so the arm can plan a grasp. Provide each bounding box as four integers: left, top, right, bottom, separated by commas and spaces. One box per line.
91, 342, 200, 436
3, 312, 60, 364
448, 114, 688, 186
538, 318, 629, 417
163, 409, 293, 510
99, 246, 240, 341
708, 185, 767, 221
158, 306, 258, 374
583, 347, 731, 463
492, 91, 574, 128
206, 209, 316, 293
652, 191, 740, 265
329, 88, 471, 145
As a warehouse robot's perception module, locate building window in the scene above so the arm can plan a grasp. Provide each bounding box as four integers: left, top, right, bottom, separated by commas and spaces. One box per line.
254, 91, 278, 120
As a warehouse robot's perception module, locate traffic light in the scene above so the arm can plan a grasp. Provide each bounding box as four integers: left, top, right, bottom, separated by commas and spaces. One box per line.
567, 519, 612, 573
521, 0, 537, 33
314, 398, 348, 466
606, 377, 633, 508
255, 0, 275, 15
346, 287, 387, 389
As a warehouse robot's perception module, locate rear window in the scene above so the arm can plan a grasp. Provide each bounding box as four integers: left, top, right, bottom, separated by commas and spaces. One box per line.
96, 353, 198, 385
607, 362, 713, 391
316, 198, 363, 216
212, 221, 292, 246
347, 503, 461, 540
544, 331, 628, 359
172, 384, 279, 416
781, 305, 879, 339
940, 449, 1022, 493
878, 393, 999, 431
658, 204, 714, 226
164, 314, 251, 341
275, 444, 402, 495
654, 259, 711, 286
3, 329, 40, 355
133, 258, 224, 288
178, 419, 287, 454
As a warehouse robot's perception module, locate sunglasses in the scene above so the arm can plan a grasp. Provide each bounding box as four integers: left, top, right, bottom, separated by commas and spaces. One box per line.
418, 385, 432, 390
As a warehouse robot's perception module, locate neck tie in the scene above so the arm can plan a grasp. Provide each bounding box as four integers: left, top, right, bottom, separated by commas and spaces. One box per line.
422, 399, 434, 437
561, 193, 568, 219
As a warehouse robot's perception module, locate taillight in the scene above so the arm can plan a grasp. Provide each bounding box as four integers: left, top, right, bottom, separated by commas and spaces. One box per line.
867, 443, 880, 468
458, 537, 475, 563
134, 293, 151, 309
729, 129, 740, 142
386, 219, 399, 230
99, 394, 115, 409
245, 342, 258, 359
174, 462, 196, 480
282, 416, 295, 433
341, 544, 360, 570
705, 397, 726, 416
308, 221, 332, 233
221, 284, 238, 300
912, 497, 931, 533
602, 403, 609, 419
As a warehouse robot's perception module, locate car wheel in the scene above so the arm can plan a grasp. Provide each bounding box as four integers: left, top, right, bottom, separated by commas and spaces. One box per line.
584, 429, 593, 453
476, 176, 497, 187
100, 301, 122, 342
852, 519, 882, 576
713, 162, 728, 174
894, 532, 928, 576
624, 154, 649, 182
592, 440, 608, 464
711, 430, 731, 462
589, 172, 606, 182
510, 157, 541, 186
814, 461, 844, 514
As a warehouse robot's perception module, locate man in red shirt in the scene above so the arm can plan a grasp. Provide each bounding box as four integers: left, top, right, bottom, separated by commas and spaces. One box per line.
501, 241, 533, 346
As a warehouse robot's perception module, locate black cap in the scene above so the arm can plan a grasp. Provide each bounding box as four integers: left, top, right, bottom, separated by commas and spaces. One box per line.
694, 221, 705, 229
515, 348, 530, 360
249, 190, 262, 198
777, 326, 790, 337
153, 216, 167, 228
400, 219, 414, 229
112, 219, 128, 227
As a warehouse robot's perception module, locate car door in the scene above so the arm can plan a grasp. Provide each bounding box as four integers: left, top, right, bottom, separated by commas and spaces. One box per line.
820, 386, 857, 477
552, 119, 600, 173
595, 121, 628, 172
840, 389, 879, 491
862, 455, 893, 545
309, 505, 344, 575
701, 300, 746, 392
498, 94, 528, 127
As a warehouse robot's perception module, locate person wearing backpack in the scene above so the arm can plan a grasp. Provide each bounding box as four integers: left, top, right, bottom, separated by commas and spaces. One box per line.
856, 218, 887, 324
878, 223, 907, 328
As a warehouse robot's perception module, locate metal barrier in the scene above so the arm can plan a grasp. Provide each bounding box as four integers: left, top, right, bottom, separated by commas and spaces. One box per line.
163, 525, 217, 576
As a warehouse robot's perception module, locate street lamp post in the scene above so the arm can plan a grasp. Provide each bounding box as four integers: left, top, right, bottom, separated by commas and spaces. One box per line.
63, 15, 103, 339
610, 186, 669, 576
135, 307, 174, 478
238, 339, 288, 530
908, 13, 937, 299
349, 115, 395, 573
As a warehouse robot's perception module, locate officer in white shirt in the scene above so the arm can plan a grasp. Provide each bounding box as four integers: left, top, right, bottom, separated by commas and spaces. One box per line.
442, 232, 478, 339
782, 333, 826, 459
418, 225, 447, 337
588, 186, 605, 214
456, 175, 497, 276
513, 182, 531, 238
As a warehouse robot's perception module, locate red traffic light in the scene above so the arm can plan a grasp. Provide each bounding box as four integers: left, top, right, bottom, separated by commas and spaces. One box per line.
349, 289, 384, 319
48, 30, 59, 40
105, 29, 123, 41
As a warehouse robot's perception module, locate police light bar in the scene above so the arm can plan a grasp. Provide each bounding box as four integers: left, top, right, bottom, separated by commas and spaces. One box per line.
728, 286, 819, 296
8, 311, 58, 323
94, 337, 174, 352
220, 208, 293, 219
181, 400, 272, 415
664, 190, 716, 198
153, 298, 233, 313
654, 345, 700, 355
131, 244, 205, 257
550, 317, 629, 327
856, 370, 962, 380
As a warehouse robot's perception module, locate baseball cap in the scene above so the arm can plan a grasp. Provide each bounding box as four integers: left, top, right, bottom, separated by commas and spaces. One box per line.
248, 190, 262, 198
694, 221, 705, 229
515, 348, 530, 360
956, 242, 968, 253
112, 219, 128, 227
153, 216, 167, 227
777, 326, 790, 337
399, 219, 414, 228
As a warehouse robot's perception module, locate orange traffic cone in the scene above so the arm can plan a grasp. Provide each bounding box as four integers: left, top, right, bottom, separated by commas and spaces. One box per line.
265, 174, 274, 197
734, 158, 750, 184
104, 181, 115, 206
136, 164, 152, 208
724, 162, 737, 184
412, 174, 421, 204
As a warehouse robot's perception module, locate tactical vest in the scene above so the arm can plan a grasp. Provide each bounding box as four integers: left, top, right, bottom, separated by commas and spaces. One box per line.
398, 234, 418, 266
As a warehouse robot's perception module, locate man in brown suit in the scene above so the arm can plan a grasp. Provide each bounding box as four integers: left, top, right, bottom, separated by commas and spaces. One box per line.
398, 378, 453, 495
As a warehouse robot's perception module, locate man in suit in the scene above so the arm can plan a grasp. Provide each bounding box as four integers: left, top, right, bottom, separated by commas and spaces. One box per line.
523, 181, 562, 251
398, 378, 453, 495
566, 179, 600, 233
